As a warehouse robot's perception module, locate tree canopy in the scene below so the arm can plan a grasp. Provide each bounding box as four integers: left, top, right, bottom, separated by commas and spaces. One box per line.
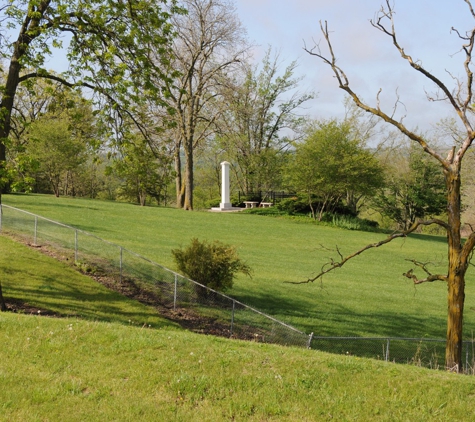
0, 0, 183, 196
285, 119, 384, 220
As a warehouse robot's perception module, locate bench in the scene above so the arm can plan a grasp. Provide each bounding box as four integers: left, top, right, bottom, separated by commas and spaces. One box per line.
260, 202, 273, 208
244, 201, 259, 208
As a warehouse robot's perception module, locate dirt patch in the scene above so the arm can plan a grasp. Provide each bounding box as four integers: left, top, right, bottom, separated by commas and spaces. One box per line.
4, 298, 62, 317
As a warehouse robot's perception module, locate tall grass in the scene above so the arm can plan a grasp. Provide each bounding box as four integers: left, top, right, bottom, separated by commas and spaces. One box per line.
3, 193, 473, 341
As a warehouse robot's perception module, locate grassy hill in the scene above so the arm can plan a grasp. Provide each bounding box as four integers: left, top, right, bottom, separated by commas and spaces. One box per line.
2, 197, 475, 420
0, 237, 474, 420
3, 311, 475, 421
3, 193, 471, 340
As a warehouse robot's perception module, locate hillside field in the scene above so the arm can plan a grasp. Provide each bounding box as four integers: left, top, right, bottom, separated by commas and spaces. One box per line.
2, 195, 475, 420
3, 193, 474, 340
0, 236, 473, 421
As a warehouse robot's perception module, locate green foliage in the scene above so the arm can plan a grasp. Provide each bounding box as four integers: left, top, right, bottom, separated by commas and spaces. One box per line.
285, 119, 384, 220
276, 194, 355, 216
6, 82, 101, 196
328, 214, 379, 231
373, 143, 446, 230
108, 136, 174, 206
243, 207, 287, 217
172, 238, 251, 298
1, 0, 183, 197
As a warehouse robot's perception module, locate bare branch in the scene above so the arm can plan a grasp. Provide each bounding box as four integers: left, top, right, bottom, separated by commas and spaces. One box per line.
305, 20, 448, 169
287, 219, 448, 285
402, 260, 447, 284
371, 1, 470, 128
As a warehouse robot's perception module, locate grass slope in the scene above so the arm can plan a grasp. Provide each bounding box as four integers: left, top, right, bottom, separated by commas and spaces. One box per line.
3, 193, 473, 340
0, 235, 177, 329
2, 206, 475, 420
2, 312, 475, 421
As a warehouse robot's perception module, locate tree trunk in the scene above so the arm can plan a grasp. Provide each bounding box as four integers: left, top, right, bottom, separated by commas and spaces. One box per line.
174, 145, 185, 208
445, 272, 465, 371
444, 166, 466, 371
0, 143, 6, 199
183, 138, 193, 210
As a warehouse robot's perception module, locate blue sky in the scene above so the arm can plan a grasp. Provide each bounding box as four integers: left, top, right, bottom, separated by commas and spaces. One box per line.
234, 0, 474, 135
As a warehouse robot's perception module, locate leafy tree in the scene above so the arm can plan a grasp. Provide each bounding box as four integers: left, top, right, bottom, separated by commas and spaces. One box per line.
285, 120, 384, 220
0, 0, 182, 199
17, 87, 100, 196
219, 49, 313, 196
0, 0, 181, 310
306, 0, 475, 371
374, 143, 446, 230
108, 136, 174, 206
172, 238, 251, 300
27, 112, 88, 196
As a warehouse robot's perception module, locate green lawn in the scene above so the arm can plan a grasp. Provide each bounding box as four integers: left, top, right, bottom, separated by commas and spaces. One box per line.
2, 198, 475, 420
2, 311, 475, 421
0, 235, 178, 330
2, 193, 471, 340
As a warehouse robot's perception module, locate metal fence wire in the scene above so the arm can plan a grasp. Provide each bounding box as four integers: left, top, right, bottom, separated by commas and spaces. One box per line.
1, 203, 474, 373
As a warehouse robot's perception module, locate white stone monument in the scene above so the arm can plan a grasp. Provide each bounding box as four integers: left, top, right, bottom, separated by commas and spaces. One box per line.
211, 161, 241, 211
220, 161, 232, 209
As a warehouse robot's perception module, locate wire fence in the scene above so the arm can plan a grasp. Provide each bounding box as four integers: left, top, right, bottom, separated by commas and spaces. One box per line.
0, 204, 309, 348
1, 203, 475, 373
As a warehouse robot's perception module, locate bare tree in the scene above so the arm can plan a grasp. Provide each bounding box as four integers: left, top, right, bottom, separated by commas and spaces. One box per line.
163, 0, 249, 210
304, 1, 475, 372
219, 49, 313, 196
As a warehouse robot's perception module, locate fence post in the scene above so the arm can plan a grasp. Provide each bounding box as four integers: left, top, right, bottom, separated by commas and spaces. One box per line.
307, 332, 314, 349
34, 215, 38, 246
385, 338, 390, 362
0, 203, 3, 232
119, 246, 123, 283
173, 274, 178, 311
74, 230, 78, 262
230, 300, 235, 336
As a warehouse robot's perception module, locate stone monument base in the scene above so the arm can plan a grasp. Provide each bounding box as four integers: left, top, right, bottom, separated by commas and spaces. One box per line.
210, 204, 243, 212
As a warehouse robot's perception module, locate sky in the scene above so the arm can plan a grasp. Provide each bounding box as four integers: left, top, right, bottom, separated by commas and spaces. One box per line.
233, 0, 475, 137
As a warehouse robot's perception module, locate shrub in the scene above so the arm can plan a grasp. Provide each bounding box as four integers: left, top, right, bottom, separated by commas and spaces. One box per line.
172, 238, 251, 300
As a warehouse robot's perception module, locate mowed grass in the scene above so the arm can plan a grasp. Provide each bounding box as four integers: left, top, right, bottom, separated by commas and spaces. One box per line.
3, 193, 473, 340
2, 311, 475, 421
0, 235, 178, 330
2, 197, 475, 420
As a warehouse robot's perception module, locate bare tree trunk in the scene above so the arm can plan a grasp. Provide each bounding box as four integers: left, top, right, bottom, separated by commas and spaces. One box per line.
446, 272, 465, 371
183, 138, 193, 210
174, 145, 185, 208
445, 168, 466, 371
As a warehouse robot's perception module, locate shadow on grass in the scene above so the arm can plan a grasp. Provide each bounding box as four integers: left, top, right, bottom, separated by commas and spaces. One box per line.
3, 265, 178, 330
234, 290, 448, 339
